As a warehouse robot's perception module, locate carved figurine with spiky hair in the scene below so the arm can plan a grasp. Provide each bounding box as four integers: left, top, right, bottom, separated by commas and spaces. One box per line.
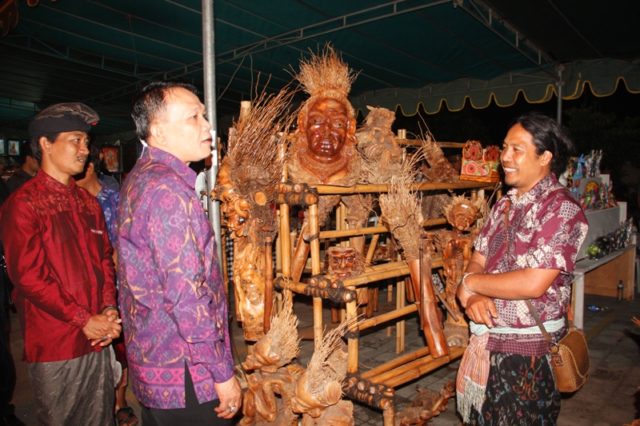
287, 45, 367, 285
288, 44, 361, 187
215, 87, 295, 341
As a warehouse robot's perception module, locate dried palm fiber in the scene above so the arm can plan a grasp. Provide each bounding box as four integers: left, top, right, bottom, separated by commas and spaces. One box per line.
226, 86, 296, 197
304, 317, 357, 405
420, 137, 459, 182
265, 291, 300, 367
296, 44, 357, 106
342, 194, 373, 228
241, 290, 300, 372
356, 106, 404, 183
379, 152, 424, 261
411, 122, 458, 183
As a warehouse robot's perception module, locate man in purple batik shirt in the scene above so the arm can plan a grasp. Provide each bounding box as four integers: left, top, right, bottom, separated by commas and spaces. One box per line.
117, 81, 241, 425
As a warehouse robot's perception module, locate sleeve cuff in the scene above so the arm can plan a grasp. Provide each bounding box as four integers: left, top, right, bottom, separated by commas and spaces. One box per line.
211, 359, 235, 384
70, 308, 92, 328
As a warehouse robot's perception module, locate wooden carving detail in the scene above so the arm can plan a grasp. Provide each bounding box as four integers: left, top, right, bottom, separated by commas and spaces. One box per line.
420, 139, 458, 182
379, 165, 448, 358
240, 295, 355, 425
438, 195, 486, 346
288, 46, 360, 187
215, 89, 294, 341
342, 375, 395, 410
357, 106, 404, 184
394, 382, 455, 426
287, 46, 364, 282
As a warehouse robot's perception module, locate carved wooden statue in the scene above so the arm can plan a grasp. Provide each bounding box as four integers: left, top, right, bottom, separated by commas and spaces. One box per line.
356, 106, 404, 184
379, 172, 449, 358
394, 382, 455, 426
240, 294, 355, 426
215, 89, 294, 341
286, 46, 368, 282
438, 195, 485, 346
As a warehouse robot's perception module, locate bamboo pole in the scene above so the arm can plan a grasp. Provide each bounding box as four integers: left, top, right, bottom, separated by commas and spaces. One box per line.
262, 238, 274, 333
346, 299, 358, 374
331, 203, 346, 323
382, 346, 466, 388
313, 181, 493, 195
395, 138, 467, 149
276, 279, 316, 296
342, 258, 444, 287
370, 350, 448, 385
342, 264, 409, 286
291, 228, 309, 282
279, 204, 292, 304
382, 404, 395, 426
386, 279, 394, 338
365, 233, 380, 265
358, 302, 418, 332
308, 203, 323, 349
274, 214, 282, 274
319, 217, 447, 240
361, 347, 431, 379
220, 230, 229, 295
396, 278, 406, 353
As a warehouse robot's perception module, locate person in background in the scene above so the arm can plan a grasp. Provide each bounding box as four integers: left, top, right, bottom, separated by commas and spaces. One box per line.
2, 157, 22, 425
6, 143, 39, 194
0, 102, 121, 426
455, 112, 588, 425
0, 168, 24, 426
75, 146, 137, 426
117, 81, 241, 426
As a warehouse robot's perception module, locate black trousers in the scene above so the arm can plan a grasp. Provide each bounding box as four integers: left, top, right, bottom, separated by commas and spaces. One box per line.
141, 366, 233, 426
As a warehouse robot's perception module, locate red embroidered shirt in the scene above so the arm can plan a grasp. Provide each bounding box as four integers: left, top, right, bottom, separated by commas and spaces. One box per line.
0, 171, 116, 362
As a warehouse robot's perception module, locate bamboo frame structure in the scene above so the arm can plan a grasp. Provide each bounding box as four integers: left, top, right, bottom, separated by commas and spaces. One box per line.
274, 179, 492, 425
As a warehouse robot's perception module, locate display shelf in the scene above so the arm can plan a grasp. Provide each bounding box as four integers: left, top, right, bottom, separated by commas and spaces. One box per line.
571, 201, 634, 329
572, 244, 636, 328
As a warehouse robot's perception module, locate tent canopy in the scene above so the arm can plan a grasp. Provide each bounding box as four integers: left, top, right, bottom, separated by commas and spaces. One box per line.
0, 0, 638, 136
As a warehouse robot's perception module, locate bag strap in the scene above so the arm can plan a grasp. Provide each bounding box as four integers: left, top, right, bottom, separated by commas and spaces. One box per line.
525, 299, 553, 344
503, 195, 566, 346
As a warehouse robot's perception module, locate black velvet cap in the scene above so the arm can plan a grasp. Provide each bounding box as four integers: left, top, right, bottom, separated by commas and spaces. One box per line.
28, 102, 100, 138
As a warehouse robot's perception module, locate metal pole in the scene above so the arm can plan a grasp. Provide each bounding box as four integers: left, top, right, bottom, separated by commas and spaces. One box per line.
556, 64, 564, 125
202, 0, 223, 263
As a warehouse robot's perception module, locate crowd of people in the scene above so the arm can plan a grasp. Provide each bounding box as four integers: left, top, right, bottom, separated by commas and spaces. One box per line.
0, 78, 586, 426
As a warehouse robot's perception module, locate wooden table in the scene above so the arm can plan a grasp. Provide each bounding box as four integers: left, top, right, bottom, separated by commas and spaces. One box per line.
571, 244, 636, 328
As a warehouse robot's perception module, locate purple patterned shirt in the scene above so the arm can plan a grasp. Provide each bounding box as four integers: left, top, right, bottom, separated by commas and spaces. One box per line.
117, 147, 234, 409
474, 174, 588, 355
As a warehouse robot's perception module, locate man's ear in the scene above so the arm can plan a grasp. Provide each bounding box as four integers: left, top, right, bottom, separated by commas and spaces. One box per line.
541, 150, 553, 166
148, 122, 164, 147
38, 136, 51, 155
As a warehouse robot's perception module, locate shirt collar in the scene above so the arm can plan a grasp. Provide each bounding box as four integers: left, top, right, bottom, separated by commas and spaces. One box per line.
507, 173, 558, 206
37, 169, 79, 192
144, 146, 197, 189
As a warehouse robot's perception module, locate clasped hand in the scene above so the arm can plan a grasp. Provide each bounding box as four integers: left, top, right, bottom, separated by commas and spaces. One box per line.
82, 311, 122, 347
464, 294, 498, 327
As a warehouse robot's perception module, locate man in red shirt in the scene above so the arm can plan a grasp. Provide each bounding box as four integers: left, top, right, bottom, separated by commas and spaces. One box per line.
0, 103, 121, 426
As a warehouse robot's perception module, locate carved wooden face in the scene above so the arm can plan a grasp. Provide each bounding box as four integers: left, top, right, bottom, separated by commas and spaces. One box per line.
326, 247, 363, 279
304, 97, 350, 162
219, 187, 250, 237
447, 202, 479, 232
